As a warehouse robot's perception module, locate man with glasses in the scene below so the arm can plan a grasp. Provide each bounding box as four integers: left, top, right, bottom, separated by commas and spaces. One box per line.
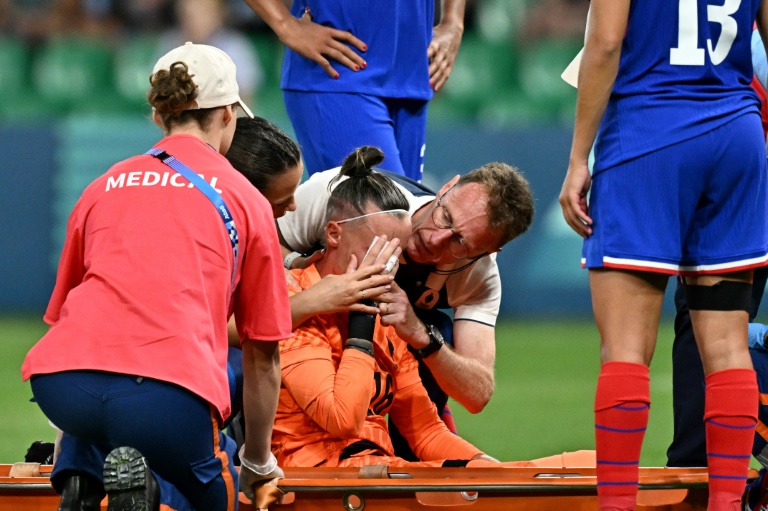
277, 161, 534, 459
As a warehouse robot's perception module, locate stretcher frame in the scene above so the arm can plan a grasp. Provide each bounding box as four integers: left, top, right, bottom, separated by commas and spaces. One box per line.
0, 463, 744, 511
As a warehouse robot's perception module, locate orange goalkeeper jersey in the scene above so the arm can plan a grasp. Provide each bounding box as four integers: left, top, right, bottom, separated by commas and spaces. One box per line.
272, 265, 482, 467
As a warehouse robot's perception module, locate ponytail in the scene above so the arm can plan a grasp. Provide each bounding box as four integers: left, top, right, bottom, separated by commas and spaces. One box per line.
326, 146, 409, 221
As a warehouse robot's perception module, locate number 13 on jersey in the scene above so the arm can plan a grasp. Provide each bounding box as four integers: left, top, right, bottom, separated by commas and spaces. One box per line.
671, 0, 741, 65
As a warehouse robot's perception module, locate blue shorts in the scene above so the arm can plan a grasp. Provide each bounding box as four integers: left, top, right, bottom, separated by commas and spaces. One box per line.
583, 113, 768, 275
284, 90, 428, 181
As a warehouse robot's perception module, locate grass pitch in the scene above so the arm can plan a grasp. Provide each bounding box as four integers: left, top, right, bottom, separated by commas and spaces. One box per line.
450, 319, 674, 466
1, 315, 52, 462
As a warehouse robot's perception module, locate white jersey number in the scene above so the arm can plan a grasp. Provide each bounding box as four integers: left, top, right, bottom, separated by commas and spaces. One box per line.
670, 0, 740, 65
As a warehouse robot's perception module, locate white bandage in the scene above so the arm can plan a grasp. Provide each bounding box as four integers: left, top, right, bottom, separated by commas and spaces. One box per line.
363, 238, 391, 263
384, 254, 398, 273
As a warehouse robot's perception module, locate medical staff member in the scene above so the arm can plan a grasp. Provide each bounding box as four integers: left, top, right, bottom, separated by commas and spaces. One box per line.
22, 42, 291, 511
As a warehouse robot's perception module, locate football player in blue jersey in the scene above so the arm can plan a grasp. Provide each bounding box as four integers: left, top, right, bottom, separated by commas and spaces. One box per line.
243, 0, 466, 181
560, 2, 768, 510
666, 27, 768, 475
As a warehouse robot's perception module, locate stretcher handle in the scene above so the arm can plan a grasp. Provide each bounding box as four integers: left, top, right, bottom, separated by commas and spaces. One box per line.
253, 481, 285, 510
358, 465, 392, 479
8, 463, 42, 478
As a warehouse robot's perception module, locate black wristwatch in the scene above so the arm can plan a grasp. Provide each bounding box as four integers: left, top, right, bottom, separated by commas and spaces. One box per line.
416, 323, 445, 359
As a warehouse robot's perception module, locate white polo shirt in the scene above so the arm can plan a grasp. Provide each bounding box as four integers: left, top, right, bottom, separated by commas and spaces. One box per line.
277, 168, 501, 326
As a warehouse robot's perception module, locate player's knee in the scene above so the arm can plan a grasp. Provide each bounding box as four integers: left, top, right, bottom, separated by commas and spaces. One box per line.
683, 280, 751, 312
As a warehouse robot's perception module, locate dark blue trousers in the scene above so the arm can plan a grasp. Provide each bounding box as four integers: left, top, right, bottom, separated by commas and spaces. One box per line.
667, 266, 768, 467
31, 371, 238, 511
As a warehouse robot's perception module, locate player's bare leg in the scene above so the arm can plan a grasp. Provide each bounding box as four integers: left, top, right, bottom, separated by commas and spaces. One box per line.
688, 273, 753, 374
589, 269, 667, 511
686, 271, 756, 511
590, 269, 666, 366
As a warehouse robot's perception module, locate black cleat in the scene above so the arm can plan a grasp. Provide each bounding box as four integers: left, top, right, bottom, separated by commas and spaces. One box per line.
57, 471, 105, 511
103, 447, 159, 511
744, 467, 768, 511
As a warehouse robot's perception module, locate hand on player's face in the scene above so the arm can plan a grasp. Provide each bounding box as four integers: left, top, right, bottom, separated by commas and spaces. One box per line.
344, 214, 411, 273
377, 281, 424, 348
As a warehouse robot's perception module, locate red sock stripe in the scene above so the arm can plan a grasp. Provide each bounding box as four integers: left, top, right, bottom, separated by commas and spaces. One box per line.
594, 362, 649, 510
705, 368, 758, 511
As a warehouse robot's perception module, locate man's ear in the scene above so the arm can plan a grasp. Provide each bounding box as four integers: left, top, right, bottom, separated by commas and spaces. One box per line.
436, 175, 461, 196
325, 221, 342, 249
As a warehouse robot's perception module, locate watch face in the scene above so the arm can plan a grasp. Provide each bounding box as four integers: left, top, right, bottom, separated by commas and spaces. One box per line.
427, 324, 444, 344
419, 324, 444, 359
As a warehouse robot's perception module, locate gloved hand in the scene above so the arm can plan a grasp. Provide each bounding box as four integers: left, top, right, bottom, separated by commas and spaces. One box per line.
238, 447, 284, 504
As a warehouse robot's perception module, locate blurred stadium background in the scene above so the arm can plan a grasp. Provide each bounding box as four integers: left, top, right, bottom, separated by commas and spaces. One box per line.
0, 0, 738, 467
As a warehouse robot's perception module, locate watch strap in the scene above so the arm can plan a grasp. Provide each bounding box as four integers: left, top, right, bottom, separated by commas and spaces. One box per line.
416, 324, 444, 359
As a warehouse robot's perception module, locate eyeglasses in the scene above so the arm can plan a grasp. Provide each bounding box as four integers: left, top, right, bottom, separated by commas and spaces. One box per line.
430, 186, 470, 260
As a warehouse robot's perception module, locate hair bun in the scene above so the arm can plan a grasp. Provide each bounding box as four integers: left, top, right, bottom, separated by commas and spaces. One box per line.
147, 61, 198, 116
340, 146, 385, 178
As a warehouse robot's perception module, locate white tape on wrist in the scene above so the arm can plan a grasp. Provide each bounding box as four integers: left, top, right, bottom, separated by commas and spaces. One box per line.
283, 251, 303, 270
238, 445, 278, 476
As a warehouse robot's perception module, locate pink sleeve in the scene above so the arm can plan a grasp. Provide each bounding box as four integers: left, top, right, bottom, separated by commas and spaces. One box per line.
235, 204, 293, 342
44, 203, 87, 325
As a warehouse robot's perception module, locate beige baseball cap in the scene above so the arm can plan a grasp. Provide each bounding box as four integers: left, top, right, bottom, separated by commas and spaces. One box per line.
153, 41, 254, 118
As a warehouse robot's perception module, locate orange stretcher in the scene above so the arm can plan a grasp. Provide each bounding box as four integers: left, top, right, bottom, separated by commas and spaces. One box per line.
0, 463, 748, 511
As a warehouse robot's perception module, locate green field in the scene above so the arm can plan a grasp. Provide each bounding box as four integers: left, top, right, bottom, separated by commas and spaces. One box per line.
1, 315, 52, 462
1, 315, 682, 466
449, 319, 674, 465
